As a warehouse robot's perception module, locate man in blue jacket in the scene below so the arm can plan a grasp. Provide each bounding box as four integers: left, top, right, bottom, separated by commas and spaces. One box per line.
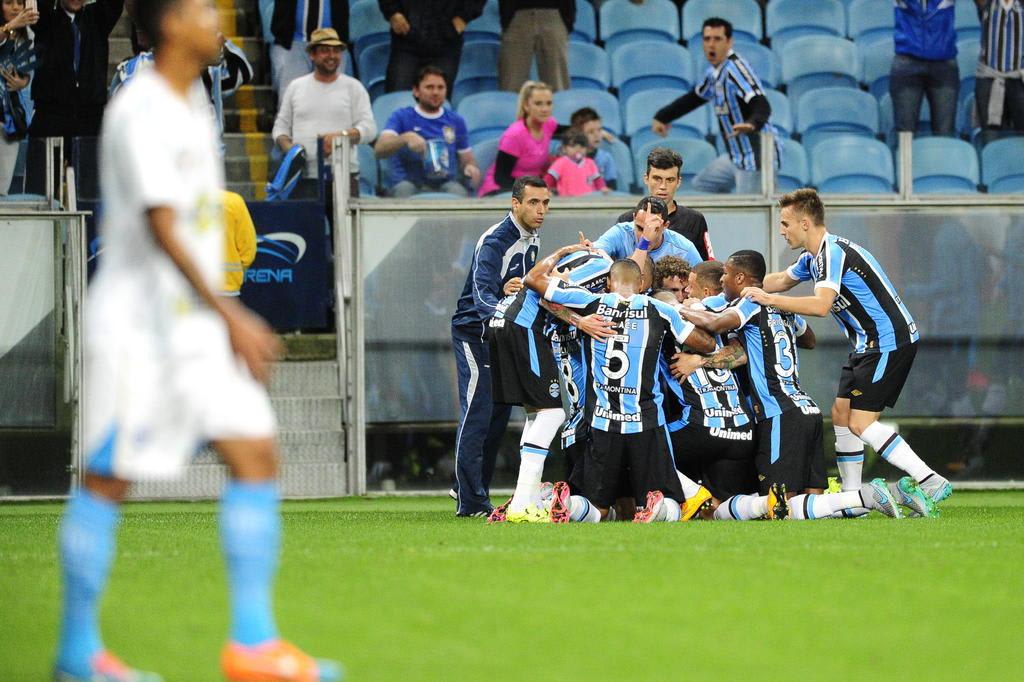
450, 176, 548, 516
890, 0, 959, 137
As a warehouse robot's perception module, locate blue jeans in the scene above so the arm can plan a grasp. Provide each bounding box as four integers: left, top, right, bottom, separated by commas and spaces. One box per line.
889, 54, 959, 136
692, 154, 761, 194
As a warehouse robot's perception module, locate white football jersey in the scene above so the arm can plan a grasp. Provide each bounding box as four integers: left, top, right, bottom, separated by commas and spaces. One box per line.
95, 69, 224, 321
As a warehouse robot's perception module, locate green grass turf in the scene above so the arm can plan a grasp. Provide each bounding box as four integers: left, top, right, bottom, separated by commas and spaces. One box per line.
2, 492, 1023, 680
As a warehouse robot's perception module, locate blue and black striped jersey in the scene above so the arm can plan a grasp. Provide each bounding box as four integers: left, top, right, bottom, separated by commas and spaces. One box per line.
729, 297, 817, 422
545, 281, 698, 434
787, 232, 919, 353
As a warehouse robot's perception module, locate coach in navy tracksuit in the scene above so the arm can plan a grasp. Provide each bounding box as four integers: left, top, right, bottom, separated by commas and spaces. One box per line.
450, 176, 549, 516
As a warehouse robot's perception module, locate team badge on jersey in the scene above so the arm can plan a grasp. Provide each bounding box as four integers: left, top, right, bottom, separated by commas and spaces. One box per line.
548, 380, 560, 398
443, 126, 456, 144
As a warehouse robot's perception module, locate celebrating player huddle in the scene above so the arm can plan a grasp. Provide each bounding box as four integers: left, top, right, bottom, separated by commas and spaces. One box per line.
464, 178, 953, 525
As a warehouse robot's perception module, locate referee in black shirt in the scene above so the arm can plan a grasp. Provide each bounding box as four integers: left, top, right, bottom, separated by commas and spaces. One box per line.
617, 147, 715, 261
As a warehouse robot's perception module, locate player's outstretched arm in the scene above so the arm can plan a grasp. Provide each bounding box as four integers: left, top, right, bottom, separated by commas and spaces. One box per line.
762, 270, 801, 293
148, 207, 280, 383
741, 285, 836, 318
682, 327, 715, 354
678, 306, 743, 335
524, 243, 588, 295
539, 299, 615, 340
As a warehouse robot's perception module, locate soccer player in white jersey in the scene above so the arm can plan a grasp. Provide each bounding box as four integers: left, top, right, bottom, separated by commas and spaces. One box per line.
53, 1, 340, 680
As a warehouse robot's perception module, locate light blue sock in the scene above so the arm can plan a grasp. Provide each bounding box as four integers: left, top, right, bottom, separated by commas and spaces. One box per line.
56, 488, 120, 675
220, 480, 280, 646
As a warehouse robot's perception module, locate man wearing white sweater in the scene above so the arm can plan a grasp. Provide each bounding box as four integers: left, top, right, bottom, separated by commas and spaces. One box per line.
272, 28, 376, 196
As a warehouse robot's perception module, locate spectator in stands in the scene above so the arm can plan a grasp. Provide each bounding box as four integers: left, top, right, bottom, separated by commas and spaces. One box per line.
891, 0, 958, 137
379, 0, 484, 93
374, 65, 481, 197
29, 0, 123, 138
497, 0, 573, 93
544, 131, 606, 195
270, 0, 348, 96
569, 106, 618, 191
479, 80, 563, 196
975, 0, 1024, 145
272, 28, 376, 196
221, 190, 257, 297
0, 0, 38, 195
618, 147, 714, 261
651, 18, 778, 194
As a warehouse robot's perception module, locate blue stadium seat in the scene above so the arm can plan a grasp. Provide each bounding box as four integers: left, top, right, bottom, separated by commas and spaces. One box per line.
568, 42, 611, 90
779, 35, 861, 104
681, 0, 763, 45
371, 91, 414, 131
350, 0, 391, 53
612, 41, 692, 102
796, 87, 879, 151
860, 38, 893, 98
457, 91, 519, 145
693, 42, 780, 89
811, 135, 895, 193
602, 136, 635, 192
776, 137, 809, 192
767, 0, 845, 52
553, 89, 622, 135
464, 0, 500, 44
356, 42, 389, 100
957, 90, 979, 142
623, 88, 710, 140
572, 0, 597, 43
453, 43, 499, 106
473, 137, 501, 177
982, 138, 1024, 193
910, 137, 979, 194
357, 144, 378, 196
632, 137, 717, 191
599, 0, 680, 55
957, 37, 980, 97
847, 0, 894, 43
955, 0, 981, 41
764, 88, 793, 138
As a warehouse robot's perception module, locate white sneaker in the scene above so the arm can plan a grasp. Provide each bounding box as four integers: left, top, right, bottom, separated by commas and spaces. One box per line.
862, 479, 902, 518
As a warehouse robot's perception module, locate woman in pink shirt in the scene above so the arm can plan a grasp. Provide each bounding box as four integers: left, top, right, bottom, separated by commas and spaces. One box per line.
478, 81, 562, 196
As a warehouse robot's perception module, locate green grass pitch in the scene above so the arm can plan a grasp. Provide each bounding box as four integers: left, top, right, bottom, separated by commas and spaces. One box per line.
2, 492, 1023, 680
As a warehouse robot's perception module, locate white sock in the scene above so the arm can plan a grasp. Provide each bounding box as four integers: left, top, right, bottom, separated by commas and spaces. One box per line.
569, 495, 601, 523
676, 471, 702, 500
834, 425, 864, 491
508, 408, 565, 512
790, 491, 863, 520
660, 497, 681, 522
859, 421, 934, 482
714, 494, 768, 520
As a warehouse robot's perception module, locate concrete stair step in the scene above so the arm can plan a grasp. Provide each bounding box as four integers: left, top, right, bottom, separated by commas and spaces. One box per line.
224, 108, 275, 134
227, 84, 276, 110
225, 154, 269, 183
271, 397, 343, 430
270, 360, 341, 397
224, 132, 274, 157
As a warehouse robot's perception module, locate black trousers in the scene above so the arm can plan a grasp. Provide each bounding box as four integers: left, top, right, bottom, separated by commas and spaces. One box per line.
385, 44, 463, 94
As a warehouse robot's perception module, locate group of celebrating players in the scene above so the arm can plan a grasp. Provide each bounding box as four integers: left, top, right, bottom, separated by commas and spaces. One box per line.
469, 176, 954, 525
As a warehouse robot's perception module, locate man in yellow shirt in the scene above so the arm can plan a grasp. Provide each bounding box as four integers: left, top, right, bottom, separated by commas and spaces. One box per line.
222, 190, 257, 295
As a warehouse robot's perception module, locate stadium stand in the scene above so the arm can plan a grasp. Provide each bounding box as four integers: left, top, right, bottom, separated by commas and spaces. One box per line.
860, 38, 894, 99
692, 41, 780, 89
632, 137, 717, 192
767, 0, 846, 52
982, 138, 1024, 193
571, 0, 597, 43
356, 42, 389, 100
602, 136, 635, 193
350, 0, 390, 54
879, 93, 931, 145
463, 0, 501, 45
568, 42, 612, 90
779, 35, 861, 105
846, 0, 894, 45
811, 135, 895, 193
472, 137, 501, 181
775, 137, 810, 192
599, 0, 680, 55
371, 91, 416, 132
458, 91, 519, 145
553, 89, 622, 135
357, 143, 378, 196
954, 0, 982, 41
909, 137, 980, 194
453, 42, 500, 106
796, 86, 880, 152
956, 37, 981, 99
611, 41, 692, 102
763, 88, 793, 138
681, 0, 763, 46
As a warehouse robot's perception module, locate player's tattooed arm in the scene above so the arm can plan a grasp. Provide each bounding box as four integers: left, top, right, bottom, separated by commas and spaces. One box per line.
541, 300, 615, 340
703, 339, 747, 369
678, 306, 741, 335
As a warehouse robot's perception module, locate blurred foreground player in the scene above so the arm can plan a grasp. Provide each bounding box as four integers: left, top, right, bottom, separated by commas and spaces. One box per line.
53, 0, 340, 680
